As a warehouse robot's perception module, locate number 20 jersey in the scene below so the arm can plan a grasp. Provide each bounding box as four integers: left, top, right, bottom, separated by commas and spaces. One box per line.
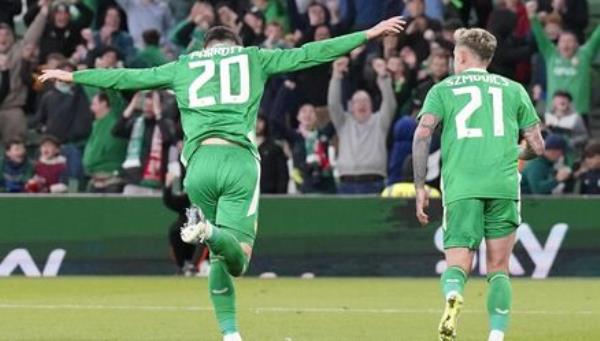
418, 69, 540, 204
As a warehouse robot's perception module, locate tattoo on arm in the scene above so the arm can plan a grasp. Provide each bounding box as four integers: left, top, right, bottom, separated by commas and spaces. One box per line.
520, 123, 545, 160
412, 114, 440, 188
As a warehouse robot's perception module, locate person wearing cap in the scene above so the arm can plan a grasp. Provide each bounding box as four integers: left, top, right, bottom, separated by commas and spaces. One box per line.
24, 0, 93, 63
25, 135, 68, 193
521, 134, 571, 194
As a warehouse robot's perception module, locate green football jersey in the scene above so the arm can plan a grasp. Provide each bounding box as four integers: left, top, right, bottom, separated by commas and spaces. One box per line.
418, 69, 540, 204
73, 31, 368, 166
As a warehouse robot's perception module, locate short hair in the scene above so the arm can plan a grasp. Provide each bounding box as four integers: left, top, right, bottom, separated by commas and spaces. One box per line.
203, 26, 242, 48
553, 90, 572, 101
584, 141, 600, 158
142, 29, 161, 46
5, 138, 24, 151
454, 28, 497, 62
96, 91, 111, 107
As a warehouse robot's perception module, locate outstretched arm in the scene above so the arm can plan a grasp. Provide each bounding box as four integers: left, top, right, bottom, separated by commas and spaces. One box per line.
39, 62, 177, 90
412, 114, 441, 225
258, 16, 406, 76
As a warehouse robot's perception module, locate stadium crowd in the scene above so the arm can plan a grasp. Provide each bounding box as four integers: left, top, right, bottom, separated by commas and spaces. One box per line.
0, 0, 599, 195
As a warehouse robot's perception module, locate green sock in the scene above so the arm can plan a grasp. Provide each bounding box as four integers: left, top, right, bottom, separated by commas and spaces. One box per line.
487, 271, 512, 332
441, 266, 468, 299
207, 225, 248, 277
209, 258, 237, 335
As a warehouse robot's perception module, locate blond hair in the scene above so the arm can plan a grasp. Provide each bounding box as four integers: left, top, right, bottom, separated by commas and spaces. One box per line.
454, 28, 497, 62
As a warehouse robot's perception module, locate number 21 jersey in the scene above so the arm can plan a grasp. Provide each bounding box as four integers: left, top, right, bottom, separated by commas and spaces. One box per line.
418, 69, 540, 204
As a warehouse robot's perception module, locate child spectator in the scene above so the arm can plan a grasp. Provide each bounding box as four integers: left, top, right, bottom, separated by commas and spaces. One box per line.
0, 139, 33, 192
544, 91, 588, 152
26, 135, 68, 193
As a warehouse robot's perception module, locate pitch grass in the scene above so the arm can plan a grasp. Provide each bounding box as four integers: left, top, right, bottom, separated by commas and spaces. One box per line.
0, 277, 598, 340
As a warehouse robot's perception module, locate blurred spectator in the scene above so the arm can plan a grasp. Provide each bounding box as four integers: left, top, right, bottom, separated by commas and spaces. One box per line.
269, 81, 336, 194
0, 139, 33, 193
89, 5, 136, 61
386, 55, 417, 113
0, 62, 8, 104
544, 91, 588, 152
388, 105, 419, 185
163, 169, 201, 275
487, 3, 532, 81
328, 57, 396, 194
252, 0, 290, 31
340, 0, 384, 31
240, 8, 266, 46
169, 1, 215, 52
83, 92, 128, 193
528, 1, 600, 117
395, 0, 442, 63
521, 134, 571, 194
413, 51, 449, 106
403, 0, 444, 22
32, 62, 93, 186
0, 6, 47, 145
113, 91, 175, 195
0, 0, 22, 30
26, 0, 93, 63
261, 21, 290, 49
115, 0, 174, 48
127, 29, 168, 68
537, 0, 588, 43
256, 115, 289, 194
573, 141, 600, 195
25, 135, 68, 193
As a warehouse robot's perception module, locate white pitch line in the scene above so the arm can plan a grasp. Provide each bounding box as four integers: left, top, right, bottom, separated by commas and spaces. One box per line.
0, 303, 596, 315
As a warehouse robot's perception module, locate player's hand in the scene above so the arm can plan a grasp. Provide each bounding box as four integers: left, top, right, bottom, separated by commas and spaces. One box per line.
366, 16, 406, 40
415, 187, 430, 226
555, 167, 571, 182
38, 69, 74, 83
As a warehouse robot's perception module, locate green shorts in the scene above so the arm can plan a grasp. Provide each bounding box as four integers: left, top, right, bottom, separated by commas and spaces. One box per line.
443, 198, 520, 250
183, 145, 260, 246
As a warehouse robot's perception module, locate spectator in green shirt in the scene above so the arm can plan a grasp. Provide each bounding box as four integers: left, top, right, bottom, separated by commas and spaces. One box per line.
83, 91, 127, 193
527, 1, 600, 116
127, 29, 168, 68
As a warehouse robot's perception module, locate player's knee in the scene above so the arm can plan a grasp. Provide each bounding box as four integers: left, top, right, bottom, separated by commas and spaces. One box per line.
229, 243, 252, 278
487, 257, 509, 273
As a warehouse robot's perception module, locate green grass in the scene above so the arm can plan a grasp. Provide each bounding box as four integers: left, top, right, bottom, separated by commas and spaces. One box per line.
0, 277, 598, 340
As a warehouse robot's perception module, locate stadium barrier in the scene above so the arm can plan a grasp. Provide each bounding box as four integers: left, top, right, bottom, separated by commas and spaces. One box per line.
0, 195, 598, 278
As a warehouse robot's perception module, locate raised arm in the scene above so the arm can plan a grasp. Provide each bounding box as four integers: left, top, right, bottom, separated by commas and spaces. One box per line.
372, 58, 397, 131
526, 2, 555, 60
581, 24, 600, 58
258, 16, 406, 76
22, 3, 48, 47
327, 57, 349, 128
39, 62, 177, 91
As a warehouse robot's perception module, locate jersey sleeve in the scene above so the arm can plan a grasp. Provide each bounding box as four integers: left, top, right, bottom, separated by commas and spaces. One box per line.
517, 85, 541, 130
73, 62, 177, 90
256, 31, 367, 76
530, 17, 555, 60
580, 24, 600, 58
418, 85, 445, 121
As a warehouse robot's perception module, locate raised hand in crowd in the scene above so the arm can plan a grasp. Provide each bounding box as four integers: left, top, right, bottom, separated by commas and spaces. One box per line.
332, 56, 350, 78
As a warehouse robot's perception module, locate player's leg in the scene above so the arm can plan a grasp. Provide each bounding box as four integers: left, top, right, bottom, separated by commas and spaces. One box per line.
182, 146, 239, 339
183, 145, 259, 341
439, 199, 485, 341
484, 199, 520, 341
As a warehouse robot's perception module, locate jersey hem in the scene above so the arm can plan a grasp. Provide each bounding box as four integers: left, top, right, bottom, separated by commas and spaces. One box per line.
444, 193, 519, 205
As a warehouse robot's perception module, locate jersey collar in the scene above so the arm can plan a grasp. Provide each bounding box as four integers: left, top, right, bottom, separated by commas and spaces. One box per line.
463, 67, 488, 73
